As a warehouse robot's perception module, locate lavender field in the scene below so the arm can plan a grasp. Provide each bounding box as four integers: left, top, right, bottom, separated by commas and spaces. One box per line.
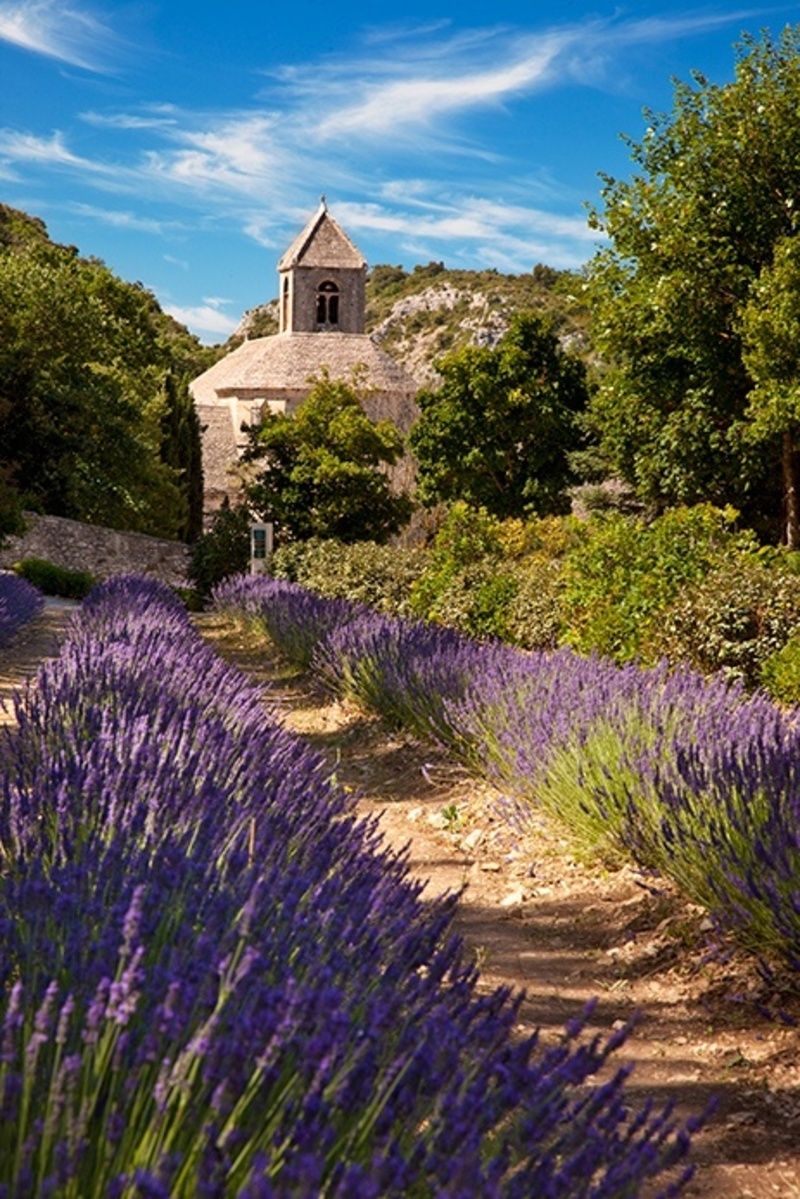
214, 575, 800, 976
0, 573, 43, 646
0, 576, 695, 1196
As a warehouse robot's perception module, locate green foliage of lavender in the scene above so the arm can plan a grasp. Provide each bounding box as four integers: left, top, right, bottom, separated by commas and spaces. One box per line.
0, 574, 698, 1196
0, 571, 43, 645
215, 574, 800, 976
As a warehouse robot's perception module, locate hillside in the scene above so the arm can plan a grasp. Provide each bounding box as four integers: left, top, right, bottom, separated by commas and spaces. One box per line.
0, 204, 213, 381
226, 261, 591, 386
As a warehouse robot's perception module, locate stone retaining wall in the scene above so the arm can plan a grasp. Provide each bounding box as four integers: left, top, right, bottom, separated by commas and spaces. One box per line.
0, 514, 190, 587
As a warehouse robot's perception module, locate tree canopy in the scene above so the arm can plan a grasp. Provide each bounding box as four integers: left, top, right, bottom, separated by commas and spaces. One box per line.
409, 313, 588, 519
243, 373, 412, 543
0, 205, 208, 540
587, 27, 800, 539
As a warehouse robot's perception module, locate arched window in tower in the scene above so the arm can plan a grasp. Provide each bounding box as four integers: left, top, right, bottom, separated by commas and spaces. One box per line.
316, 280, 339, 327
281, 277, 289, 331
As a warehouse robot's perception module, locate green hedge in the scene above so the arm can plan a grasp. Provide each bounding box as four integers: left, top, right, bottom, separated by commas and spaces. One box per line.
271, 538, 427, 615
13, 557, 95, 599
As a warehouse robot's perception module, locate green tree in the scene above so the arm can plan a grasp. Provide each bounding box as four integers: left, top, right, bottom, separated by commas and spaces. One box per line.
0, 204, 212, 539
587, 28, 800, 539
409, 313, 588, 518
188, 501, 251, 596
243, 373, 412, 543
739, 234, 800, 548
0, 469, 23, 550
160, 372, 204, 542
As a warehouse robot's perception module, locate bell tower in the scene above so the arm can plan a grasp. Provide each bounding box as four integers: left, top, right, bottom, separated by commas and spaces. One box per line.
277, 198, 367, 335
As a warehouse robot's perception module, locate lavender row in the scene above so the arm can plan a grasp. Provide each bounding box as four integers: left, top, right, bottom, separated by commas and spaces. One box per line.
214, 574, 800, 972
0, 575, 694, 1196
0, 572, 43, 647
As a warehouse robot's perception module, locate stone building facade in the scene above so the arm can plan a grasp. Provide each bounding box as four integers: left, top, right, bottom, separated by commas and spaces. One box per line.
191, 201, 419, 513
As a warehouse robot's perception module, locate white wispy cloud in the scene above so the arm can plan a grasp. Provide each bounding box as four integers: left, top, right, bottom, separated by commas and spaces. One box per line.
81, 111, 178, 130
163, 301, 238, 338
141, 114, 290, 200
67, 201, 181, 235
164, 253, 189, 270
0, 0, 120, 70
314, 32, 572, 139
336, 193, 596, 270
0, 128, 104, 171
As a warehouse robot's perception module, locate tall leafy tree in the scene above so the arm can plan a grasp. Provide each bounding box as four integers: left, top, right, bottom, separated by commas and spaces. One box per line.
740, 235, 800, 548
587, 27, 800, 539
243, 373, 412, 543
409, 313, 588, 519
160, 372, 204, 542
0, 243, 191, 537
0, 204, 213, 539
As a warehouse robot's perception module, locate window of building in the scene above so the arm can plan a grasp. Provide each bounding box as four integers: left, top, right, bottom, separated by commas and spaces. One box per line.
316, 280, 339, 326
281, 277, 289, 330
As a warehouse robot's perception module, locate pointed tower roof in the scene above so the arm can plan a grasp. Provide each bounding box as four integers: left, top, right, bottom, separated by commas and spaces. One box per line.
278, 199, 366, 270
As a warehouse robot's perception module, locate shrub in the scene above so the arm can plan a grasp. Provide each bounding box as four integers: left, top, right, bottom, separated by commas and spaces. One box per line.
762, 635, 800, 703
272, 537, 427, 615
503, 555, 565, 649
561, 505, 755, 662
188, 502, 251, 596
0, 571, 43, 644
13, 556, 94, 599
408, 503, 506, 622
655, 553, 800, 687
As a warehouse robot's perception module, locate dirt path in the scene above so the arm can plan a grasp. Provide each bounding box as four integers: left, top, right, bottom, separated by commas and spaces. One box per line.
0, 602, 73, 728
200, 614, 800, 1199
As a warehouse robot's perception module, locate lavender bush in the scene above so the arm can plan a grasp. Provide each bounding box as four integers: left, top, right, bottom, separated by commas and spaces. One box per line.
0, 572, 43, 647
214, 573, 800, 974
213, 575, 361, 669
0, 575, 696, 1196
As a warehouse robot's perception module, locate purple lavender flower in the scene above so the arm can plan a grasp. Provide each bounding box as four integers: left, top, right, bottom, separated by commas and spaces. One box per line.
0, 574, 698, 1195
0, 573, 43, 647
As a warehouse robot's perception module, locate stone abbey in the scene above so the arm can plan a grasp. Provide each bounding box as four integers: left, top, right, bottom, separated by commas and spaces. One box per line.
190, 200, 419, 513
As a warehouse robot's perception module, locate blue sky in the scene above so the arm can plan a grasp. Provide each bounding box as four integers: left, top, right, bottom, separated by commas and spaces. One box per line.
0, 1, 797, 341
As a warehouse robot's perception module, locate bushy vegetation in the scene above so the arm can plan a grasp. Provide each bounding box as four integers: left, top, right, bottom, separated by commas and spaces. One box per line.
0, 571, 43, 644
13, 556, 95, 600
653, 553, 800, 686
263, 502, 800, 700
272, 537, 427, 614
188, 502, 252, 597
0, 204, 208, 540
560, 505, 756, 662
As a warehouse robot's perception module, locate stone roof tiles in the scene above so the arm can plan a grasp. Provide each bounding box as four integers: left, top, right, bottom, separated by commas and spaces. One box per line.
190, 332, 418, 405
278, 203, 366, 271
